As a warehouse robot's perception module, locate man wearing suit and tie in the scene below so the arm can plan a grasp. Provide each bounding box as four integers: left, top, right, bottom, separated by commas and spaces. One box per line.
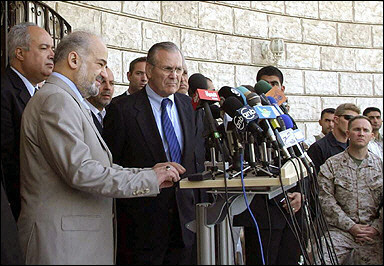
1, 22, 54, 220
17, 31, 185, 265
103, 42, 205, 265
86, 67, 115, 134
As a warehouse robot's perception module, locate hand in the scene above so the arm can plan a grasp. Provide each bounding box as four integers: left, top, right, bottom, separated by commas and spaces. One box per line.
282, 192, 302, 214
349, 224, 379, 244
153, 162, 186, 189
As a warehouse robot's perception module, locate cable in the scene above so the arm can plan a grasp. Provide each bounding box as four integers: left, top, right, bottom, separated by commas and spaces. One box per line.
239, 152, 266, 265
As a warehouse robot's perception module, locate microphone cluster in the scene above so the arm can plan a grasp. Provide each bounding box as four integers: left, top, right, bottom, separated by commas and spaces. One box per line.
191, 80, 313, 177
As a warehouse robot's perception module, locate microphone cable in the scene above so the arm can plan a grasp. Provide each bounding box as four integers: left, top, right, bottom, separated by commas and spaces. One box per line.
239, 151, 266, 265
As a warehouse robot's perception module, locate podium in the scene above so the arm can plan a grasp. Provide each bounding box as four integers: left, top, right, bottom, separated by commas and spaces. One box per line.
180, 159, 307, 265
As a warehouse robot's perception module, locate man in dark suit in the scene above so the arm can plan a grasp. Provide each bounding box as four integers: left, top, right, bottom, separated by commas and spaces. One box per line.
85, 67, 115, 134
111, 56, 147, 103
103, 42, 204, 265
1, 22, 54, 220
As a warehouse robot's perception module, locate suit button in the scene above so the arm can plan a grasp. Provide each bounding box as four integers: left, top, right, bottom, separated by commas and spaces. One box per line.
144, 188, 150, 193
133, 191, 138, 196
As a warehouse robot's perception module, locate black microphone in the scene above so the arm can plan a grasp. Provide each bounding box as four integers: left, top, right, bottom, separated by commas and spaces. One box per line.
221, 96, 263, 136
192, 88, 230, 163
218, 86, 246, 105
188, 73, 208, 97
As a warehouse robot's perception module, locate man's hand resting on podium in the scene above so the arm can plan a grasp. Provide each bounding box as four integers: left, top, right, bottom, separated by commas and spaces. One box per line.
282, 192, 302, 214
153, 162, 186, 189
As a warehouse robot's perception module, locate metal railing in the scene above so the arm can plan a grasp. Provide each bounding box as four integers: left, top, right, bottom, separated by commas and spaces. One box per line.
1, 1, 72, 75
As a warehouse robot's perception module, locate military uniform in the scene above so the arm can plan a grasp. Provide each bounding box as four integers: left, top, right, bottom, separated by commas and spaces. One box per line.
317, 150, 383, 265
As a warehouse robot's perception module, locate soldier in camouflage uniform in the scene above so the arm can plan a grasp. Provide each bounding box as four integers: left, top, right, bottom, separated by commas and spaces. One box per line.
317, 115, 383, 265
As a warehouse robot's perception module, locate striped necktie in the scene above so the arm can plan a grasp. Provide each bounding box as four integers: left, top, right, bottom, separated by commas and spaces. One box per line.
98, 112, 103, 127
161, 98, 181, 164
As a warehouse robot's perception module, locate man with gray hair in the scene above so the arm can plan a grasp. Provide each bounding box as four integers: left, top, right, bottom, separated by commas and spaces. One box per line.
17, 31, 184, 264
1, 22, 54, 220
103, 41, 205, 264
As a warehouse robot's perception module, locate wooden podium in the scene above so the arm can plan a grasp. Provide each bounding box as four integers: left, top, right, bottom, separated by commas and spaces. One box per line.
180, 158, 307, 265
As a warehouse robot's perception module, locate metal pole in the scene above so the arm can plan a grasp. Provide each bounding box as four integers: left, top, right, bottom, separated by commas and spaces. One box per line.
218, 215, 234, 265
196, 203, 216, 265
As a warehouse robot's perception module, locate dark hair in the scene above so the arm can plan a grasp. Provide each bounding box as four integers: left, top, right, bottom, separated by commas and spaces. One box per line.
256, 66, 284, 85
348, 115, 372, 130
129, 56, 147, 73
363, 107, 381, 116
321, 108, 335, 119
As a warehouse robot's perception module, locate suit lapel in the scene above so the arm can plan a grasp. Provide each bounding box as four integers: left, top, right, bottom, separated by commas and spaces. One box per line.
134, 89, 167, 162
45, 75, 113, 163
6, 66, 31, 106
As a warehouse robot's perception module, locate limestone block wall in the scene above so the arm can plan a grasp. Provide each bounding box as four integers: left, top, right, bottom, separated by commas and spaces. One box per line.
43, 1, 383, 138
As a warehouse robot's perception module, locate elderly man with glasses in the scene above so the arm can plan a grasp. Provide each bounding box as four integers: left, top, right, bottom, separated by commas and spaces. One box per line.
307, 103, 361, 174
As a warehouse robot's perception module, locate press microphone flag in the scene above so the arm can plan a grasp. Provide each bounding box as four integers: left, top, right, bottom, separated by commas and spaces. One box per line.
265, 86, 287, 105
192, 88, 220, 110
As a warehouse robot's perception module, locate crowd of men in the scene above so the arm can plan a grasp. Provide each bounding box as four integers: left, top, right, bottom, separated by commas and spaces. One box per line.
1, 22, 382, 265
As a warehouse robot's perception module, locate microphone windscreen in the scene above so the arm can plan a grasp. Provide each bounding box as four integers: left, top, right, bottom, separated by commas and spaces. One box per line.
246, 92, 261, 107
267, 96, 277, 104
210, 104, 221, 119
254, 80, 272, 95
218, 86, 245, 104
188, 73, 208, 96
236, 86, 249, 95
281, 114, 294, 129
221, 96, 244, 118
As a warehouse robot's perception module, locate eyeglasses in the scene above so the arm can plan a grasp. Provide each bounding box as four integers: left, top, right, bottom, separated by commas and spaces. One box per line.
151, 64, 183, 75
340, 115, 355, 120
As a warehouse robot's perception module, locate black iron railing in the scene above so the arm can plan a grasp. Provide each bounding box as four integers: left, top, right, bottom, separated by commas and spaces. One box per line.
1, 1, 72, 75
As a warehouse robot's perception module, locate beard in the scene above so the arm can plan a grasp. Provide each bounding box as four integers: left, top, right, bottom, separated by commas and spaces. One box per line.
77, 62, 100, 98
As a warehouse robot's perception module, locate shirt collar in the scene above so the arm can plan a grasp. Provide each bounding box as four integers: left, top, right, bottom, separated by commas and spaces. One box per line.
51, 72, 90, 110
145, 84, 175, 112
10, 66, 38, 96
85, 99, 106, 118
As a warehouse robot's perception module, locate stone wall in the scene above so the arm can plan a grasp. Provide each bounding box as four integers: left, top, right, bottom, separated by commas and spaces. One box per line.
43, 1, 383, 137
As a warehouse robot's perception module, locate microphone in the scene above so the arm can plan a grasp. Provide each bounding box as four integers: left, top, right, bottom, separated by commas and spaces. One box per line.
236, 86, 262, 107
192, 88, 230, 163
218, 86, 246, 105
280, 114, 313, 166
188, 73, 208, 97
254, 80, 272, 95
221, 96, 263, 136
221, 96, 262, 169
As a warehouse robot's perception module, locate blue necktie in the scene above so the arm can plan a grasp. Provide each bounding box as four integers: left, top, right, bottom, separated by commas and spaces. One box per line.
161, 98, 182, 164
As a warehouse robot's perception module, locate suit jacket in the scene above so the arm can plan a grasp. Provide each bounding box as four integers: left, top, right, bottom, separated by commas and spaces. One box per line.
103, 88, 204, 249
17, 74, 161, 265
1, 166, 24, 265
1, 66, 32, 219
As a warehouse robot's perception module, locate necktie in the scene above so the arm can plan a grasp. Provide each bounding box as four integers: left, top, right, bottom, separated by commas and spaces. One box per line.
98, 112, 103, 127
34, 86, 39, 95
161, 98, 181, 164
